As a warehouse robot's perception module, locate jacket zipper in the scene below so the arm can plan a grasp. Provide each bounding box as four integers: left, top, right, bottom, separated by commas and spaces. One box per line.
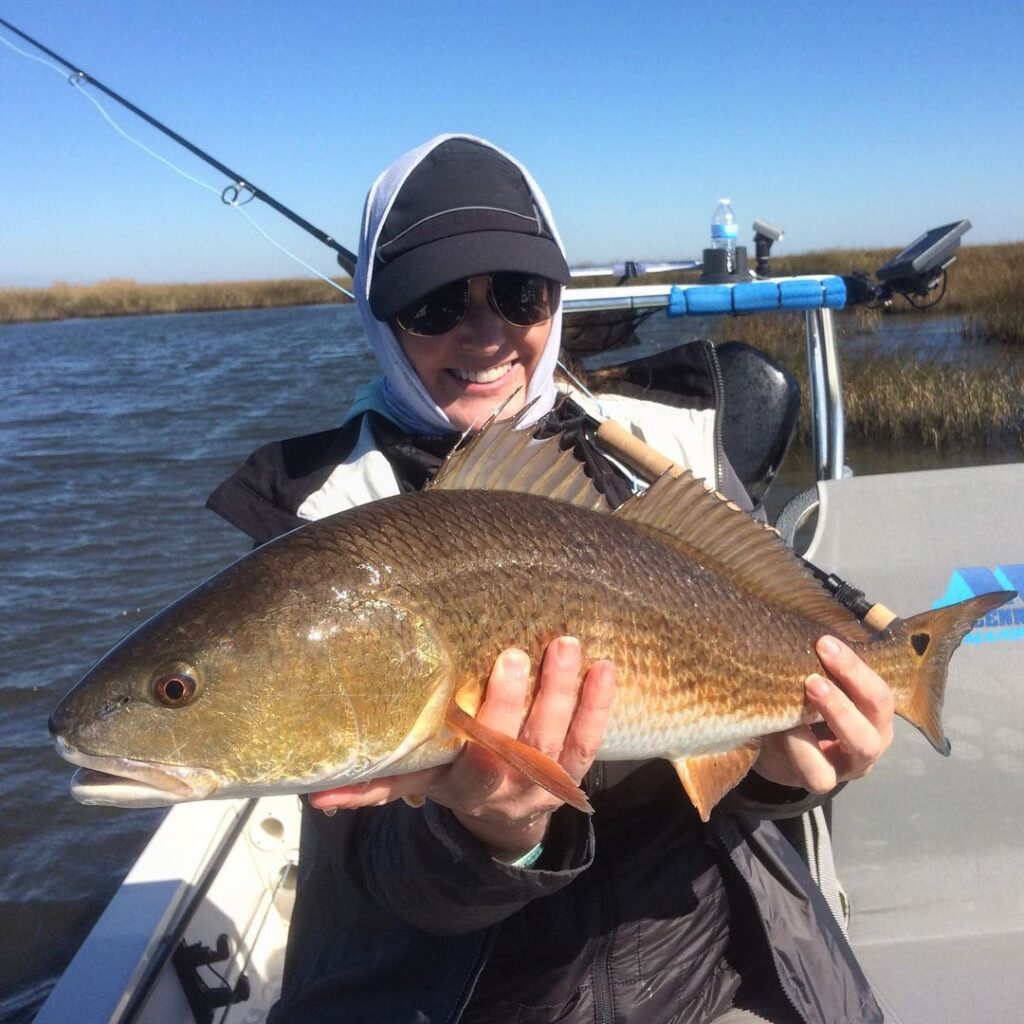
743, 897, 811, 1024
448, 930, 495, 1024
585, 762, 616, 1024
590, 879, 615, 1024
697, 339, 727, 492
708, 827, 811, 1024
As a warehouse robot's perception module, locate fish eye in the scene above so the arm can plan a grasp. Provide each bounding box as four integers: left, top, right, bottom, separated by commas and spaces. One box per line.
152, 670, 199, 708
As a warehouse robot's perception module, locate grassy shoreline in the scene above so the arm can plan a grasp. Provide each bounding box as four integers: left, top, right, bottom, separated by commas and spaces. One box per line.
2, 243, 1020, 329
575, 243, 1024, 452
730, 244, 1024, 450
0, 276, 352, 324
3, 247, 1020, 453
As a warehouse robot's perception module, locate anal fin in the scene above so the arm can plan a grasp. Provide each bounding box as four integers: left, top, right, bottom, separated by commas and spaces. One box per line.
445, 703, 593, 815
672, 740, 762, 822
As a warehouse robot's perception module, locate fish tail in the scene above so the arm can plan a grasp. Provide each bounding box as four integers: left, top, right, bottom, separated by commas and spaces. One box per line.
893, 590, 1015, 754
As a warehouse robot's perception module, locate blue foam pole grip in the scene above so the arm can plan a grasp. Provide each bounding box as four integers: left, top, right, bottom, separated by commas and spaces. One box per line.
822, 276, 847, 308
683, 286, 734, 314
732, 282, 780, 311
778, 279, 828, 309
666, 276, 847, 317
666, 286, 689, 317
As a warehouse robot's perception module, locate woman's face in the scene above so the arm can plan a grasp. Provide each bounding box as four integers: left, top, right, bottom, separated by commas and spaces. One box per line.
393, 276, 553, 432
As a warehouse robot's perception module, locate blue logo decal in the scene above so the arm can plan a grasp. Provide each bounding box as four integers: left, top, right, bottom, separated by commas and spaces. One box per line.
932, 564, 1024, 644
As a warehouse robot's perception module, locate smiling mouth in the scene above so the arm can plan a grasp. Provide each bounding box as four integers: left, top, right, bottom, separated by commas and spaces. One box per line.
448, 361, 514, 384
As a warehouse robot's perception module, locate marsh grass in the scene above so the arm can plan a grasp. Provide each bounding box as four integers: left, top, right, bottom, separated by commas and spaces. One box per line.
574, 244, 1023, 449
957, 244, 1024, 346
0, 276, 351, 324
698, 305, 1023, 450
3, 247, 1021, 450
841, 357, 1024, 449
773, 242, 1024, 345
727, 245, 1024, 447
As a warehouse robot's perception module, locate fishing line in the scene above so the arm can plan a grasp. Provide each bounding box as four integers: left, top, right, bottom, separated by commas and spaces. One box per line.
2, 29, 226, 195
0, 22, 64, 71
0, 24, 355, 299
74, 79, 226, 199
229, 204, 354, 298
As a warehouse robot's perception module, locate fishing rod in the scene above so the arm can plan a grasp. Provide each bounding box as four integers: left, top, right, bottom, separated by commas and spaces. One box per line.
0, 15, 358, 275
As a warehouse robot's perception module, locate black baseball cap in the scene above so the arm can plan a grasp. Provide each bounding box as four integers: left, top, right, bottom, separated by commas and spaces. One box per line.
368, 138, 570, 321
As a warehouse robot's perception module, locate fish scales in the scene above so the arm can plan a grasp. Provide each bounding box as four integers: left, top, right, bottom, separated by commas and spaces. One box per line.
194, 490, 850, 765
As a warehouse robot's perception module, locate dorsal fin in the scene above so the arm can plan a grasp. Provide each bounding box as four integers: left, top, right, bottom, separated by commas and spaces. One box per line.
427, 401, 610, 513
615, 470, 868, 640
428, 397, 864, 639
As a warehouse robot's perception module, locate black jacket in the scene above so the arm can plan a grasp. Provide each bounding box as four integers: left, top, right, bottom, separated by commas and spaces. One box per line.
207, 374, 881, 1024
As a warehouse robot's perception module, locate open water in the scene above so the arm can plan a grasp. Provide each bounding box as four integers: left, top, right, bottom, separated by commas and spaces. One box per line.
0, 304, 373, 1022
0, 303, 1018, 1021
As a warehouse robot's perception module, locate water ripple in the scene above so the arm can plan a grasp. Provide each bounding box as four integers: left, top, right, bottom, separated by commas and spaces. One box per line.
0, 303, 372, 1016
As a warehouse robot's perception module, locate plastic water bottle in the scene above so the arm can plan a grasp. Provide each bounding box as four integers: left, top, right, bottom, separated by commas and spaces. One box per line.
711, 199, 738, 273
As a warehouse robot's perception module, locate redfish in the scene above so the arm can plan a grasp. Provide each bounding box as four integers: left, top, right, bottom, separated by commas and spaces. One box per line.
50, 414, 1013, 819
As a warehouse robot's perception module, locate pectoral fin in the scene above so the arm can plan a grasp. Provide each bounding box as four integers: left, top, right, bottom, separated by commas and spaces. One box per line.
445, 703, 593, 815
672, 740, 762, 822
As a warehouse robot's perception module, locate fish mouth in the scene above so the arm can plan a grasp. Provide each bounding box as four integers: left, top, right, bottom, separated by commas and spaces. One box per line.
54, 736, 219, 808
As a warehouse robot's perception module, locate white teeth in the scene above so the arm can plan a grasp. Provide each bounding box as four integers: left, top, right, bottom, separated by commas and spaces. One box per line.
451, 363, 511, 384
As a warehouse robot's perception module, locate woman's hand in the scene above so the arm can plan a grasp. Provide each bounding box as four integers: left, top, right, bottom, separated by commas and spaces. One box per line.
755, 635, 896, 793
308, 637, 616, 861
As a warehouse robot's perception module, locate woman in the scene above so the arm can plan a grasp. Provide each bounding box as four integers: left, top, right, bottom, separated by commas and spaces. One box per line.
208, 135, 894, 1023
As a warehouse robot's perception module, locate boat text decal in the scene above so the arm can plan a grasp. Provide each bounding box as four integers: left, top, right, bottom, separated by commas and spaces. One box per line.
933, 564, 1024, 644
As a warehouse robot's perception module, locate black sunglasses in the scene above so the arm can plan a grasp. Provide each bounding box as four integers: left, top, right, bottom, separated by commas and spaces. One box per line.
394, 272, 557, 337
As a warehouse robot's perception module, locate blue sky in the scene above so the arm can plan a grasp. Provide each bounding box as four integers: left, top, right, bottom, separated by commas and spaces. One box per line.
2, 0, 1022, 287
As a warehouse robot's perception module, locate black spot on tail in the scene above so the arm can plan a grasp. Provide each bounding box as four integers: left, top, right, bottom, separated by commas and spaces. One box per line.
896, 593, 1012, 755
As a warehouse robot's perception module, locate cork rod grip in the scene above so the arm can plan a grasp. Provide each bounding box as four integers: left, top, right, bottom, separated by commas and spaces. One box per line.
594, 419, 685, 482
